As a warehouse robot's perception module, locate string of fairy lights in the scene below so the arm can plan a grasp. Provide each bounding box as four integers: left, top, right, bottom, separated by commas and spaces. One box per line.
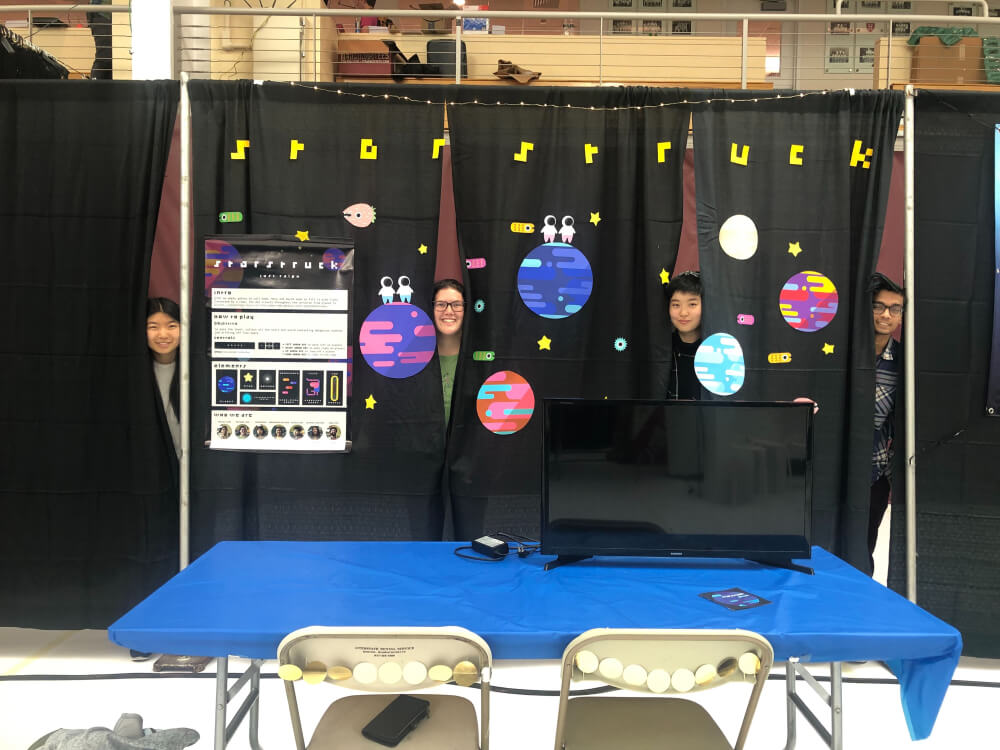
282, 80, 842, 111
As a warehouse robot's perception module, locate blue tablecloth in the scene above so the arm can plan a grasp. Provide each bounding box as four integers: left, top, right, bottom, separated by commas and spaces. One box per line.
110, 542, 961, 740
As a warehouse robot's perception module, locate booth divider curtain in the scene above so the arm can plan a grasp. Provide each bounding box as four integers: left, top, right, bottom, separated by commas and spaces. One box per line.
691, 91, 903, 572
446, 87, 690, 539
887, 91, 1000, 656
0, 81, 178, 627
187, 81, 447, 554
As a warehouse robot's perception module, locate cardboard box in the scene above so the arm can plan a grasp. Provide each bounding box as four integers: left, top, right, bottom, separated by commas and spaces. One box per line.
911, 36, 984, 85
337, 40, 391, 77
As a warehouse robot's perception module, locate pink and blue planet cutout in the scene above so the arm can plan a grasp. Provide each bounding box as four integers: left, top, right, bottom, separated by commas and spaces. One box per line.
476, 371, 535, 435
517, 243, 593, 319
359, 303, 436, 379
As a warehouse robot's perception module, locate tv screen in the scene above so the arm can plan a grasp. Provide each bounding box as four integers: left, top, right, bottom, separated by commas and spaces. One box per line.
542, 399, 813, 569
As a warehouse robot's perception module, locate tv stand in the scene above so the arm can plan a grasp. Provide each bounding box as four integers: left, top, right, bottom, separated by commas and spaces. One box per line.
748, 558, 814, 575
544, 554, 592, 571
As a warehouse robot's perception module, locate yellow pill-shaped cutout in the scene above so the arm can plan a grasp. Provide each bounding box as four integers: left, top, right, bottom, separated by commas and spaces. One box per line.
767, 352, 792, 364
403, 661, 428, 685
303, 661, 328, 685
278, 663, 303, 682
453, 660, 479, 687
695, 664, 717, 685
510, 222, 535, 234
428, 664, 453, 683
623, 664, 648, 686
598, 657, 623, 681
646, 668, 670, 693
671, 668, 695, 693
739, 652, 761, 676
575, 650, 599, 674
353, 662, 378, 684
327, 665, 352, 681
378, 662, 403, 685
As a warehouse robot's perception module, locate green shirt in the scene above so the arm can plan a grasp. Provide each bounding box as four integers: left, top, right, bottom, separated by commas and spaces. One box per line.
440, 353, 458, 425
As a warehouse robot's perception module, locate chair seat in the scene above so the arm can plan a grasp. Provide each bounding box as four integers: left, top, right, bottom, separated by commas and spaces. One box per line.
562, 696, 733, 750
308, 694, 480, 750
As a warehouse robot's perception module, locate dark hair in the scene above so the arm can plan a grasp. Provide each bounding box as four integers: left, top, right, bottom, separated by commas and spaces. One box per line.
364, 0, 376, 8
665, 270, 702, 301
870, 272, 905, 303
147, 297, 180, 420
432, 278, 465, 300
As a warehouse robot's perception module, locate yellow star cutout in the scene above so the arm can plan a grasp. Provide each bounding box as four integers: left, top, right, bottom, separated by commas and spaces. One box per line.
787, 241, 802, 257
590, 212, 601, 226
243, 372, 254, 383
659, 268, 671, 285
417, 244, 428, 255
822, 343, 835, 355
537, 335, 552, 351
295, 230, 310, 242
364, 394, 377, 409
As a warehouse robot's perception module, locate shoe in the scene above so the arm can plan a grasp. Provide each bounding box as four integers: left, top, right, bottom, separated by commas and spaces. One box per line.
129, 649, 154, 662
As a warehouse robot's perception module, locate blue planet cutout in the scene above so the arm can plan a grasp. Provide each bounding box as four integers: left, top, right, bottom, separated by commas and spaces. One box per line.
694, 333, 746, 396
218, 376, 236, 393
517, 242, 593, 319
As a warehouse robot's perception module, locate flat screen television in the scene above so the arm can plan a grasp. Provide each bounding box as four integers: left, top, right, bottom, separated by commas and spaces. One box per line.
542, 399, 814, 573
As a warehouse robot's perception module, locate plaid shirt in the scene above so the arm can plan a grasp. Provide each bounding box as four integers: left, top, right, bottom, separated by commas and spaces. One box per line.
872, 337, 899, 483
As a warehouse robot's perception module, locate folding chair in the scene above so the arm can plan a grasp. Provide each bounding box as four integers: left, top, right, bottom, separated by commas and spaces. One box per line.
278, 626, 492, 750
553, 628, 773, 750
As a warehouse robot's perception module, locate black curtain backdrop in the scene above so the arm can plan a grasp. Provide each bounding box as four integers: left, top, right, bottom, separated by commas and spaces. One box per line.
0, 81, 179, 627
446, 87, 690, 539
692, 91, 903, 572
887, 91, 1000, 657
188, 82, 447, 554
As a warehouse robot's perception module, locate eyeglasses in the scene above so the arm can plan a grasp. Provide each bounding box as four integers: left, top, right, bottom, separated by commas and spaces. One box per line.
872, 302, 904, 316
433, 300, 465, 312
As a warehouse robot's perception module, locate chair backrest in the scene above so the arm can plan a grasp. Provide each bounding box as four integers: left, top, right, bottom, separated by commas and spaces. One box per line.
278, 625, 492, 749
554, 629, 773, 750
426, 38, 468, 77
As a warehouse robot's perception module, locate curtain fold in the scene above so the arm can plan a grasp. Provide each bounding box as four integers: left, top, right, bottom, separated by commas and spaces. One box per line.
691, 90, 903, 572
188, 81, 447, 554
446, 86, 690, 539
0, 80, 179, 627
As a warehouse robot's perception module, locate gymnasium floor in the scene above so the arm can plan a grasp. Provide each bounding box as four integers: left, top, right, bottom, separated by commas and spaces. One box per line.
2, 509, 995, 750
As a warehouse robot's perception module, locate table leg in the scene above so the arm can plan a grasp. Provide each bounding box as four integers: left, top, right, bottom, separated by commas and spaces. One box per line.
783, 659, 844, 750
215, 656, 228, 750
213, 656, 265, 750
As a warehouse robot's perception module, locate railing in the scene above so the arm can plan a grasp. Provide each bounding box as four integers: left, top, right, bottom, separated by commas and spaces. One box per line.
5, 3, 1000, 89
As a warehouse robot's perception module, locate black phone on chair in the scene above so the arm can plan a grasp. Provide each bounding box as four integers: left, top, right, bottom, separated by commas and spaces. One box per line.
361, 694, 430, 747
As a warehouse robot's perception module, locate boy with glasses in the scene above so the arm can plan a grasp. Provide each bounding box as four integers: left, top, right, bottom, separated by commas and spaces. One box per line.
869, 272, 906, 572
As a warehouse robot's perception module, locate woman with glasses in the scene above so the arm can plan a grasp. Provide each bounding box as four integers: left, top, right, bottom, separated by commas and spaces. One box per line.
432, 279, 466, 424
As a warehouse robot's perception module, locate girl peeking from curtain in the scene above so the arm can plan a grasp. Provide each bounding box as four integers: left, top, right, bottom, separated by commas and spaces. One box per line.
147, 297, 181, 459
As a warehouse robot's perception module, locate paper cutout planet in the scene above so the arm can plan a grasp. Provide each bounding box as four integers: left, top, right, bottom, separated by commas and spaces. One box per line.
517, 242, 593, 319
204, 240, 243, 292
359, 303, 435, 379
694, 333, 746, 396
476, 370, 535, 435
343, 203, 376, 228
718, 214, 758, 260
322, 247, 346, 270
779, 270, 839, 332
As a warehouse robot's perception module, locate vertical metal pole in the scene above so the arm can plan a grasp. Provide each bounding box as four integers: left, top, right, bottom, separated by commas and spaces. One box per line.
27, 9, 33, 41
903, 85, 917, 603
784, 660, 797, 750
455, 17, 462, 85
599, 17, 604, 85
250, 660, 262, 750
741, 17, 748, 90
179, 72, 192, 571
886, 17, 894, 89
830, 662, 843, 750
215, 656, 228, 750
313, 13, 319, 82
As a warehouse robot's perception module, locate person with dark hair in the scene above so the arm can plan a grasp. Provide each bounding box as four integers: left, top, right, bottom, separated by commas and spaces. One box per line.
665, 271, 703, 400
87, 0, 113, 79
432, 278, 465, 425
147, 297, 180, 459
869, 272, 906, 572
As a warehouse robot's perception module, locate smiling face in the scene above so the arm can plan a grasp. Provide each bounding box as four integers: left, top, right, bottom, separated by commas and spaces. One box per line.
669, 290, 702, 343
873, 289, 905, 338
433, 286, 465, 338
146, 311, 180, 363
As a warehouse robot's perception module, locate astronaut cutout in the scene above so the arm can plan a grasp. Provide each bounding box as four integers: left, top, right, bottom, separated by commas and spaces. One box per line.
541, 214, 558, 243
397, 275, 414, 304
378, 276, 395, 304
560, 215, 575, 244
